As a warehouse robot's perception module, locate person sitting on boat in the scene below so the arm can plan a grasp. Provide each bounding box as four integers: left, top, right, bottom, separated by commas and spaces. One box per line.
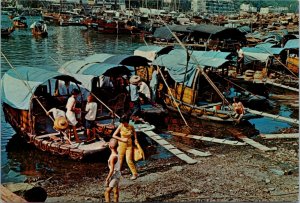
232, 97, 245, 124
127, 75, 141, 120
112, 115, 139, 180
66, 89, 81, 143
85, 95, 97, 142
138, 80, 151, 104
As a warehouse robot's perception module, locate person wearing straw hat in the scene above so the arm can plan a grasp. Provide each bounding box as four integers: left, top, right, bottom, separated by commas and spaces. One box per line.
47, 108, 71, 144
127, 75, 141, 118
53, 116, 69, 131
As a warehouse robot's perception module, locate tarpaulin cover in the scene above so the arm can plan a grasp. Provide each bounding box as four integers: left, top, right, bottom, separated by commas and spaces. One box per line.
134, 45, 173, 61
1, 67, 77, 110
284, 39, 299, 49
152, 49, 229, 86
242, 47, 271, 64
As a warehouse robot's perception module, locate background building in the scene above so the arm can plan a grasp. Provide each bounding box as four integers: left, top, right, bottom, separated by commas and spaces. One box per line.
191, 0, 236, 14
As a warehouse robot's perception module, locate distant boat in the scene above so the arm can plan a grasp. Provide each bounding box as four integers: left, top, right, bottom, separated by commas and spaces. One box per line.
12, 16, 28, 28
30, 20, 48, 37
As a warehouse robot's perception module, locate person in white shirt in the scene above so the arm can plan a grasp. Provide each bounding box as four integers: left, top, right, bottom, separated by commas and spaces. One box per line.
85, 95, 98, 142
236, 44, 244, 75
66, 89, 81, 143
47, 108, 66, 119
149, 66, 158, 102
138, 81, 151, 101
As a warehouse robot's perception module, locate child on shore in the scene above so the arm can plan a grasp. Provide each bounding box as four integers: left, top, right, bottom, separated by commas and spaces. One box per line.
105, 138, 122, 202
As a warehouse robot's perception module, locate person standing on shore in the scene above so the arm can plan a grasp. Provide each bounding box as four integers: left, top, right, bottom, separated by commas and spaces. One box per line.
112, 115, 139, 180
105, 138, 121, 202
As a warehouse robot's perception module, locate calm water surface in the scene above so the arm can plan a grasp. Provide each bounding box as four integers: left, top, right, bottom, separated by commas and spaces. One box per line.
1, 15, 297, 184
1, 15, 147, 183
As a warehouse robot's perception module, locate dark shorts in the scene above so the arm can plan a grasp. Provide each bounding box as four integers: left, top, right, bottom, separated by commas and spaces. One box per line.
85, 120, 96, 129
131, 100, 141, 116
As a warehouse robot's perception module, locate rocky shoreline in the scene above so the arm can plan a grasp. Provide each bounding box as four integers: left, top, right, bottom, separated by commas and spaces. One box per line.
42, 133, 298, 202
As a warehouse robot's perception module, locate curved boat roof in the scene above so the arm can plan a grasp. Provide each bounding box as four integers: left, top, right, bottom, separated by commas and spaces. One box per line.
85, 53, 115, 63
1, 66, 79, 110
103, 55, 150, 67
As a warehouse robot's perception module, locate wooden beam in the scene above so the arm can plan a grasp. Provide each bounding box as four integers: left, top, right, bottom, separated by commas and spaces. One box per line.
265, 80, 299, 92
1, 185, 27, 202
142, 130, 197, 164
246, 108, 299, 125
260, 133, 299, 139
168, 131, 246, 146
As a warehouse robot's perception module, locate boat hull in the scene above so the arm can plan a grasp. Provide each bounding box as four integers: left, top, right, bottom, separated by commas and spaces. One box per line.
287, 57, 299, 74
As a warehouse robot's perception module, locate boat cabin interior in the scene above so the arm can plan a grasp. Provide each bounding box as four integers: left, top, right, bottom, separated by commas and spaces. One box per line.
31, 77, 117, 138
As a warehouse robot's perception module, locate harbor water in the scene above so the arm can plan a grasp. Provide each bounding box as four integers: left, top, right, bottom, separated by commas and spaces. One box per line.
1, 15, 297, 184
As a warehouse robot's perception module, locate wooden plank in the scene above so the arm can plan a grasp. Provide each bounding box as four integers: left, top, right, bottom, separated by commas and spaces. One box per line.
177, 154, 198, 164
246, 108, 299, 125
36, 132, 60, 138
228, 129, 276, 152
1, 185, 27, 202
169, 131, 246, 146
187, 149, 212, 157
167, 139, 211, 157
260, 133, 299, 139
143, 131, 197, 164
238, 136, 277, 152
198, 102, 222, 108
265, 80, 299, 92
269, 94, 299, 100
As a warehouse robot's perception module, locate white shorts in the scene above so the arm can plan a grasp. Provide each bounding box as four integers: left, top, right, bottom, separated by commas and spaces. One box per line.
66, 111, 78, 126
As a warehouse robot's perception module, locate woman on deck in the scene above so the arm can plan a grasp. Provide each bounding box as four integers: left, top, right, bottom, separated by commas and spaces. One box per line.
112, 115, 139, 180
